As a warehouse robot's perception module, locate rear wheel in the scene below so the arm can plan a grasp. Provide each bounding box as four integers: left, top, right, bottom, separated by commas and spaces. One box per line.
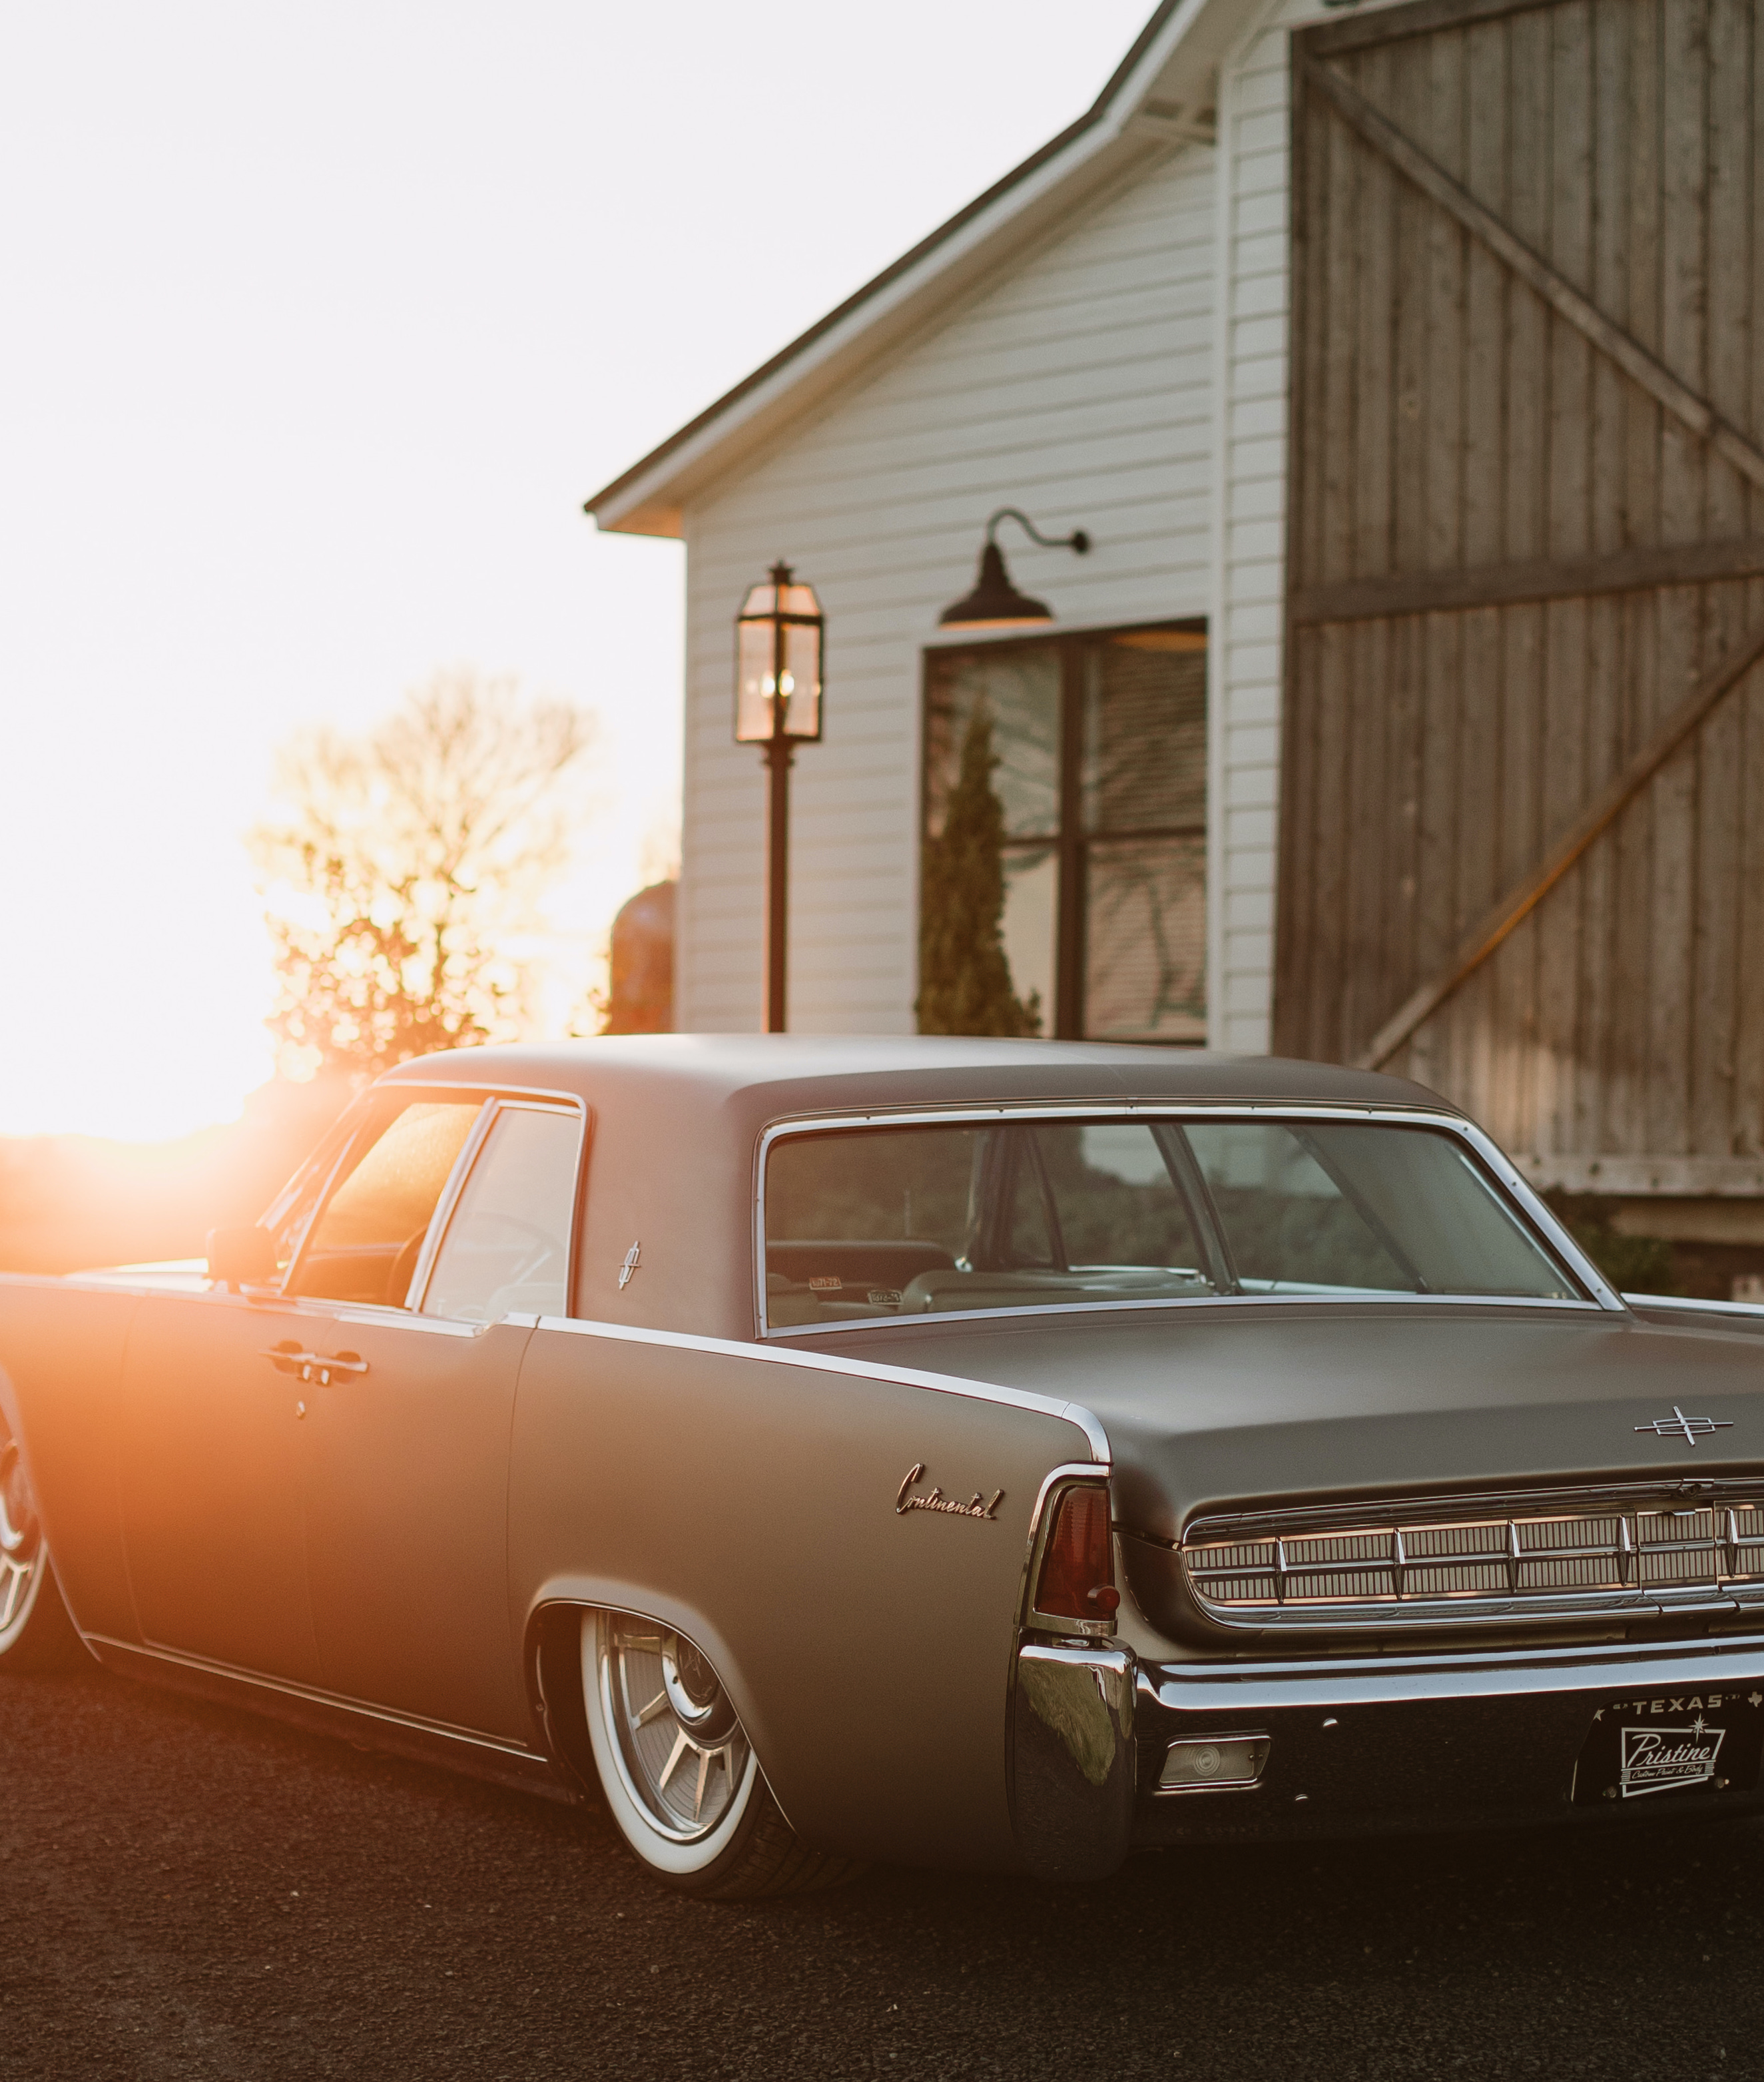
0, 1420, 85, 1670
579, 1611, 861, 1900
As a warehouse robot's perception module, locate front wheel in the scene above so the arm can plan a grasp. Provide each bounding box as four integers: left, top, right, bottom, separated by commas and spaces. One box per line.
0, 1419, 85, 1671
579, 1611, 860, 1900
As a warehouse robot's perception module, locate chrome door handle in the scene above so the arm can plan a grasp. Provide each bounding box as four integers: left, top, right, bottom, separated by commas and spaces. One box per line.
262, 1347, 370, 1387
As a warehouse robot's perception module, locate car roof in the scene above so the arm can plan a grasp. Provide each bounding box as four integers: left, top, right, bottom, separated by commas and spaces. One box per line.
381, 1032, 1457, 1126
378, 1036, 1466, 1341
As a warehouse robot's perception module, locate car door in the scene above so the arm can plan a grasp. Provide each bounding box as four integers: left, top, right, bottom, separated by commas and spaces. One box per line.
119, 1283, 324, 1681
117, 1090, 486, 1684
298, 1097, 584, 1742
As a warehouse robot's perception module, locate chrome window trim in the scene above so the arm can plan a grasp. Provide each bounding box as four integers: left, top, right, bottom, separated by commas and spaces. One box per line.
752, 1100, 1621, 1337
384, 1082, 587, 1320
280, 1084, 587, 1315
402, 1099, 499, 1312
329, 1308, 485, 1339
529, 1314, 1110, 1466
762, 1290, 1606, 1341
1624, 1291, 1764, 1319
407, 1098, 585, 1321
280, 1088, 491, 1301
376, 1076, 589, 1112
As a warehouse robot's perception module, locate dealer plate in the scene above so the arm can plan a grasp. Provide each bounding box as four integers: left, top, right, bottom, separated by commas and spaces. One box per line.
1572, 1685, 1764, 1805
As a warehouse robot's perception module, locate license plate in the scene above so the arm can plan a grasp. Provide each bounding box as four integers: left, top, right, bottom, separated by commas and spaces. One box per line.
1572, 1684, 1764, 1805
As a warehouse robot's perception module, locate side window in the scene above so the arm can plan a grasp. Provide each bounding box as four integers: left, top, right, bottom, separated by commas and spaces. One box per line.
288, 1099, 486, 1307
260, 1098, 374, 1280
420, 1106, 581, 1323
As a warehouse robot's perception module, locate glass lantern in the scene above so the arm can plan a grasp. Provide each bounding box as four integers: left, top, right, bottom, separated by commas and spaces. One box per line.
735, 562, 824, 744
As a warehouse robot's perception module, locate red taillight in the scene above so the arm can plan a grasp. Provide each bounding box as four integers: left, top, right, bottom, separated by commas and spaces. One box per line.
1033, 1485, 1119, 1622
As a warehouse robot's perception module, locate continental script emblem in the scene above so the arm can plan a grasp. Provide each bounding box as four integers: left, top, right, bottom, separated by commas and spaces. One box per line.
1619, 1716, 1726, 1798
895, 1463, 1004, 1521
1633, 1406, 1733, 1447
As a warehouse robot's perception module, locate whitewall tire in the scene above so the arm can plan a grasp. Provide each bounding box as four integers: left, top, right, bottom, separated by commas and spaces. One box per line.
579, 1610, 862, 1900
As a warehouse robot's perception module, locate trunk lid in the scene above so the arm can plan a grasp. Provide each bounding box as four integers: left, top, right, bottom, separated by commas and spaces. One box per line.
807, 1301, 1764, 1538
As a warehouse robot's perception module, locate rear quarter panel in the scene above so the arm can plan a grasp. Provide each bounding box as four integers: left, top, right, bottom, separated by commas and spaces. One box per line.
508, 1321, 1098, 1871
0, 1275, 141, 1638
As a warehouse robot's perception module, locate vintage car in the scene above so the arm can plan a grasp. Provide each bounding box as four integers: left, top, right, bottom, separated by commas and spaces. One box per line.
5, 1034, 1764, 1898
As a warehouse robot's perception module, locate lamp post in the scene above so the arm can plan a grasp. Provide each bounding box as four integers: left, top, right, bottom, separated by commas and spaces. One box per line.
735, 560, 824, 1032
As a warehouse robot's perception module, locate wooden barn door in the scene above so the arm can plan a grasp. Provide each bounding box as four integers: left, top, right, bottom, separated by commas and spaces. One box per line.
1279, 0, 1764, 1177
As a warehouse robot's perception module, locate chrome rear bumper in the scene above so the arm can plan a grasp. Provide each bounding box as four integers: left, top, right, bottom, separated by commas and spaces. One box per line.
1135, 1631, 1764, 1845
1011, 1640, 1136, 1880
1012, 1630, 1764, 1876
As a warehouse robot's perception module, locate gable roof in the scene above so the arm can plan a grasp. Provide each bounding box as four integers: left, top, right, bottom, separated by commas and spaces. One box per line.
585, 0, 1250, 538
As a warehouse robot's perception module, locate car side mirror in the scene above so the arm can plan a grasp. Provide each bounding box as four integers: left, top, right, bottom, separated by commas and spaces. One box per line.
205, 1225, 279, 1291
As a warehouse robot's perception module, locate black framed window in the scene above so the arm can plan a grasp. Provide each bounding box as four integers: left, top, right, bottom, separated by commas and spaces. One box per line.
920, 621, 1207, 1042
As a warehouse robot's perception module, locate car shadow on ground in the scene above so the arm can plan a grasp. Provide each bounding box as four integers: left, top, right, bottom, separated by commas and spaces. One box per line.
5, 1662, 1759, 2081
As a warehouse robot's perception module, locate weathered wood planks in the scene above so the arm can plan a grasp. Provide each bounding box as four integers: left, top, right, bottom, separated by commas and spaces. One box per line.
1279, 0, 1764, 1167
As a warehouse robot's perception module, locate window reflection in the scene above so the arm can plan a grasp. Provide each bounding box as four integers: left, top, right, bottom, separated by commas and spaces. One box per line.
764, 1116, 1577, 1327
921, 625, 1207, 1040
289, 1098, 484, 1307
423, 1106, 581, 1323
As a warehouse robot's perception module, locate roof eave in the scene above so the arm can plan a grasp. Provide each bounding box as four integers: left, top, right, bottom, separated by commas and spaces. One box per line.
586, 0, 1237, 539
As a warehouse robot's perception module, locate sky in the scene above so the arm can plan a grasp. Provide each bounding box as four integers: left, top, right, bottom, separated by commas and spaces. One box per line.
0, 1, 1150, 1141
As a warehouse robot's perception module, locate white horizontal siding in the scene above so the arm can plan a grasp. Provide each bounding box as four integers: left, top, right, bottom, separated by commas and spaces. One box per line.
676, 141, 1221, 1035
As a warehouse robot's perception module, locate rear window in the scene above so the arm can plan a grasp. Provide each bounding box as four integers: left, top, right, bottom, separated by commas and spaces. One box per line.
762, 1116, 1579, 1328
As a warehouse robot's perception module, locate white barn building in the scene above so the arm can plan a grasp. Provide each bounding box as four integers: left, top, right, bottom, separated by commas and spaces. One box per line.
593, 0, 1764, 1271
590, 0, 1295, 1052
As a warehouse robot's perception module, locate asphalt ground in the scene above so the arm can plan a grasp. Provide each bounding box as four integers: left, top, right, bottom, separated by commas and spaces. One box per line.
3, 1660, 1759, 2081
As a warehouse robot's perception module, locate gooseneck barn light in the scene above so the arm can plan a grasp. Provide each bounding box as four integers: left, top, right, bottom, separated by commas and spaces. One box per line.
735, 560, 825, 1033
938, 508, 1092, 629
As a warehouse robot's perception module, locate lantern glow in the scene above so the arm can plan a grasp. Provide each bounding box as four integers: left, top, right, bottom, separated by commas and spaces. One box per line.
735, 565, 824, 743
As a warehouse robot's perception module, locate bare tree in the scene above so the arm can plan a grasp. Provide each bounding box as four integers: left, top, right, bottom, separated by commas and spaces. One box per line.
253, 671, 594, 1079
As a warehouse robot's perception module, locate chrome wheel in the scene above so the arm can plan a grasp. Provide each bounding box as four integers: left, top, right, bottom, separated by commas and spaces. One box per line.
0, 1424, 45, 1650
582, 1612, 760, 1876
575, 1608, 862, 1898
601, 1619, 753, 1841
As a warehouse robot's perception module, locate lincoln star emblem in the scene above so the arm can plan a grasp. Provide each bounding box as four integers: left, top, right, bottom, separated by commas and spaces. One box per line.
618, 1241, 641, 1291
1633, 1406, 1734, 1447
895, 1463, 1004, 1521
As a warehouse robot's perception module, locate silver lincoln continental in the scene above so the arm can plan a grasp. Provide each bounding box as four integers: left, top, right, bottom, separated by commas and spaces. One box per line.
5, 1036, 1764, 1898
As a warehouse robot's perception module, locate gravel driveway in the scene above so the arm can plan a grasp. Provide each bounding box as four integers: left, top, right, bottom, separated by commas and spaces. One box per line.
5, 1662, 1759, 2079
